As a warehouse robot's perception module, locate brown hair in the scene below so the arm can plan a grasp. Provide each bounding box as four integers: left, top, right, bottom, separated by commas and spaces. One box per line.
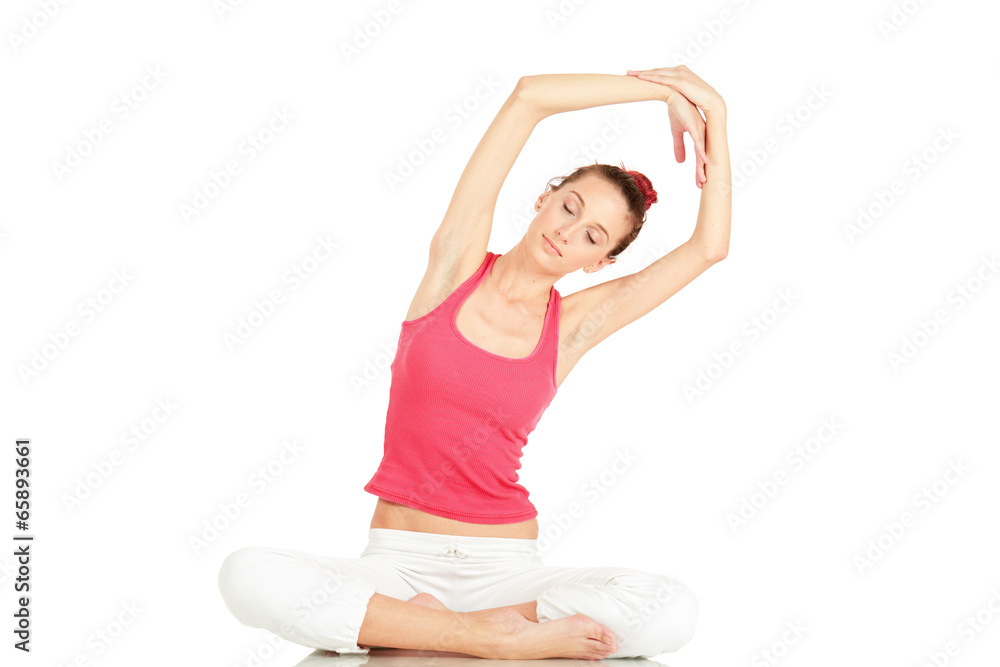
544, 161, 658, 259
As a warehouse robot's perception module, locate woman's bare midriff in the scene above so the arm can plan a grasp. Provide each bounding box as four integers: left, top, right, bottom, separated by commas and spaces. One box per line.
370, 498, 539, 539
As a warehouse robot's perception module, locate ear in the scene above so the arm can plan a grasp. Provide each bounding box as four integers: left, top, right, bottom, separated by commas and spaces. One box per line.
535, 190, 552, 210
585, 257, 616, 273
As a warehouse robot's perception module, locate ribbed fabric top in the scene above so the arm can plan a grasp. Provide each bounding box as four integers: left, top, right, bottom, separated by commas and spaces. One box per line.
364, 251, 561, 524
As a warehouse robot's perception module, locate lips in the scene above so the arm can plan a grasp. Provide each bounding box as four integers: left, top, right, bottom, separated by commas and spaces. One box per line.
543, 235, 562, 256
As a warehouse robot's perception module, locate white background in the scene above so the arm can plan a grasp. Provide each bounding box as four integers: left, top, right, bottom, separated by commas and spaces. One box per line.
2, 0, 998, 665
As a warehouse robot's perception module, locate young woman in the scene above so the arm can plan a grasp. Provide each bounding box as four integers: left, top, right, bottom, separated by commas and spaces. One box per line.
218, 66, 730, 661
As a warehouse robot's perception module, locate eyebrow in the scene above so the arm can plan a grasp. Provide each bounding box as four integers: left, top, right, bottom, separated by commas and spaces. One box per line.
568, 190, 610, 242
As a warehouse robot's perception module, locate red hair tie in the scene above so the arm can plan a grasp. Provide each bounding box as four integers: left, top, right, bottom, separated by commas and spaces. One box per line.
622, 165, 658, 211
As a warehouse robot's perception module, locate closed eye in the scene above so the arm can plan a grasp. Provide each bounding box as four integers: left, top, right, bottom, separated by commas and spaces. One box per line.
564, 204, 596, 244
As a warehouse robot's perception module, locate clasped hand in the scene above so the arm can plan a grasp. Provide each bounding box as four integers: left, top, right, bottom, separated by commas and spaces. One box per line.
626, 65, 726, 189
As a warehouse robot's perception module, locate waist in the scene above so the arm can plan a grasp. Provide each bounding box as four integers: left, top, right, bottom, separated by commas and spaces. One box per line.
362, 527, 541, 562
370, 498, 539, 539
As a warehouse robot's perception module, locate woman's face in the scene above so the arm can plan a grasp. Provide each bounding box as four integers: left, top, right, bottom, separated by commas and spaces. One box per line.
530, 173, 631, 274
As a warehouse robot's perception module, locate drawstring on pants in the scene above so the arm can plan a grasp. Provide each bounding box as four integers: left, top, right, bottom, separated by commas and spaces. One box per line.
439, 543, 469, 558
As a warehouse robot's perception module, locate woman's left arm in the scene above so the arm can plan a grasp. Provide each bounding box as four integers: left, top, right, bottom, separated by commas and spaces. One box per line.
522, 69, 729, 256
689, 110, 731, 259
556, 67, 731, 357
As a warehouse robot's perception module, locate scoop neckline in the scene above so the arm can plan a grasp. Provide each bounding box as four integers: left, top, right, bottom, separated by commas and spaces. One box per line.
450, 253, 555, 363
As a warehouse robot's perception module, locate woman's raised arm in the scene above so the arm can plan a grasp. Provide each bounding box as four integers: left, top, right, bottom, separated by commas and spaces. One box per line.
519, 73, 671, 116
521, 72, 711, 186
430, 71, 707, 273
429, 78, 540, 271
553, 67, 731, 357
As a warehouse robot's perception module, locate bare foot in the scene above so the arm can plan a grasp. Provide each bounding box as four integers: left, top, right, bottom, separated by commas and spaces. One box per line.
408, 592, 449, 610
475, 608, 618, 660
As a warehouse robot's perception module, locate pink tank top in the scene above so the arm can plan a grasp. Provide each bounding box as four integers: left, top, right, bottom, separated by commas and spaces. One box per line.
364, 251, 561, 524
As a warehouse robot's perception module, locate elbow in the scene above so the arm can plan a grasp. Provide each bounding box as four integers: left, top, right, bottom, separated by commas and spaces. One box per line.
512, 76, 543, 117
706, 246, 728, 262
689, 236, 728, 263
512, 76, 532, 103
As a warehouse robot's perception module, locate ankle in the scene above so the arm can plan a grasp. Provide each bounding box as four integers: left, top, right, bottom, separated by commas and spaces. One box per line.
465, 608, 525, 659
433, 610, 493, 657
466, 600, 538, 623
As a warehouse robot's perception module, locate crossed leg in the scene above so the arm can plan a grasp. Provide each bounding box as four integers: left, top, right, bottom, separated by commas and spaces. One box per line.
373, 561, 700, 659
431, 562, 700, 659
357, 592, 537, 648
356, 591, 619, 660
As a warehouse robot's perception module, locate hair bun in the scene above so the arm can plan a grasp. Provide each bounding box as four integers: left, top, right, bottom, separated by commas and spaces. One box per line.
626, 169, 658, 211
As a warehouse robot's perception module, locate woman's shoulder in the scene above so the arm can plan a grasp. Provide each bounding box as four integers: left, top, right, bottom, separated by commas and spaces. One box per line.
401, 246, 491, 322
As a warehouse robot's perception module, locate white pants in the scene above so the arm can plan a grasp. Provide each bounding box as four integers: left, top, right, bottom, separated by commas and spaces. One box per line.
217, 528, 699, 659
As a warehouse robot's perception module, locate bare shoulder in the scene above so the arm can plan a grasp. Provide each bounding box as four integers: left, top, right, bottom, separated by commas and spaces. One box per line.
402, 235, 490, 322
555, 267, 649, 364
554, 287, 606, 358
557, 240, 719, 358
550, 286, 605, 387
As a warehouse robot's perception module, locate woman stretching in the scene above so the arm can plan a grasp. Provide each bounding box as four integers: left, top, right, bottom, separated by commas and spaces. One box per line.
218, 65, 730, 661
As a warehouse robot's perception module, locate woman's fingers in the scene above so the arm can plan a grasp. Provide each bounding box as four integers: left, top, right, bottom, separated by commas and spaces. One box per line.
667, 105, 688, 163
668, 97, 709, 187
672, 126, 686, 164
691, 130, 707, 188
672, 99, 710, 166
692, 121, 709, 167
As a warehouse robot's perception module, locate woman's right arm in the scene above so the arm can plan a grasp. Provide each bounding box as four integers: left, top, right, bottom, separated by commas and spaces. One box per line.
429, 77, 541, 267
518, 72, 671, 116
403, 78, 542, 322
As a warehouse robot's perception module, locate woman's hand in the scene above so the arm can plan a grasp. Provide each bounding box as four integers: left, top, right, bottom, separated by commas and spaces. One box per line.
628, 65, 726, 114
667, 92, 709, 188
627, 66, 726, 189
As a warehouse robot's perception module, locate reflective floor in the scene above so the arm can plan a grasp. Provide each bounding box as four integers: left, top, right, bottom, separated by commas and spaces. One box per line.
293, 648, 671, 666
